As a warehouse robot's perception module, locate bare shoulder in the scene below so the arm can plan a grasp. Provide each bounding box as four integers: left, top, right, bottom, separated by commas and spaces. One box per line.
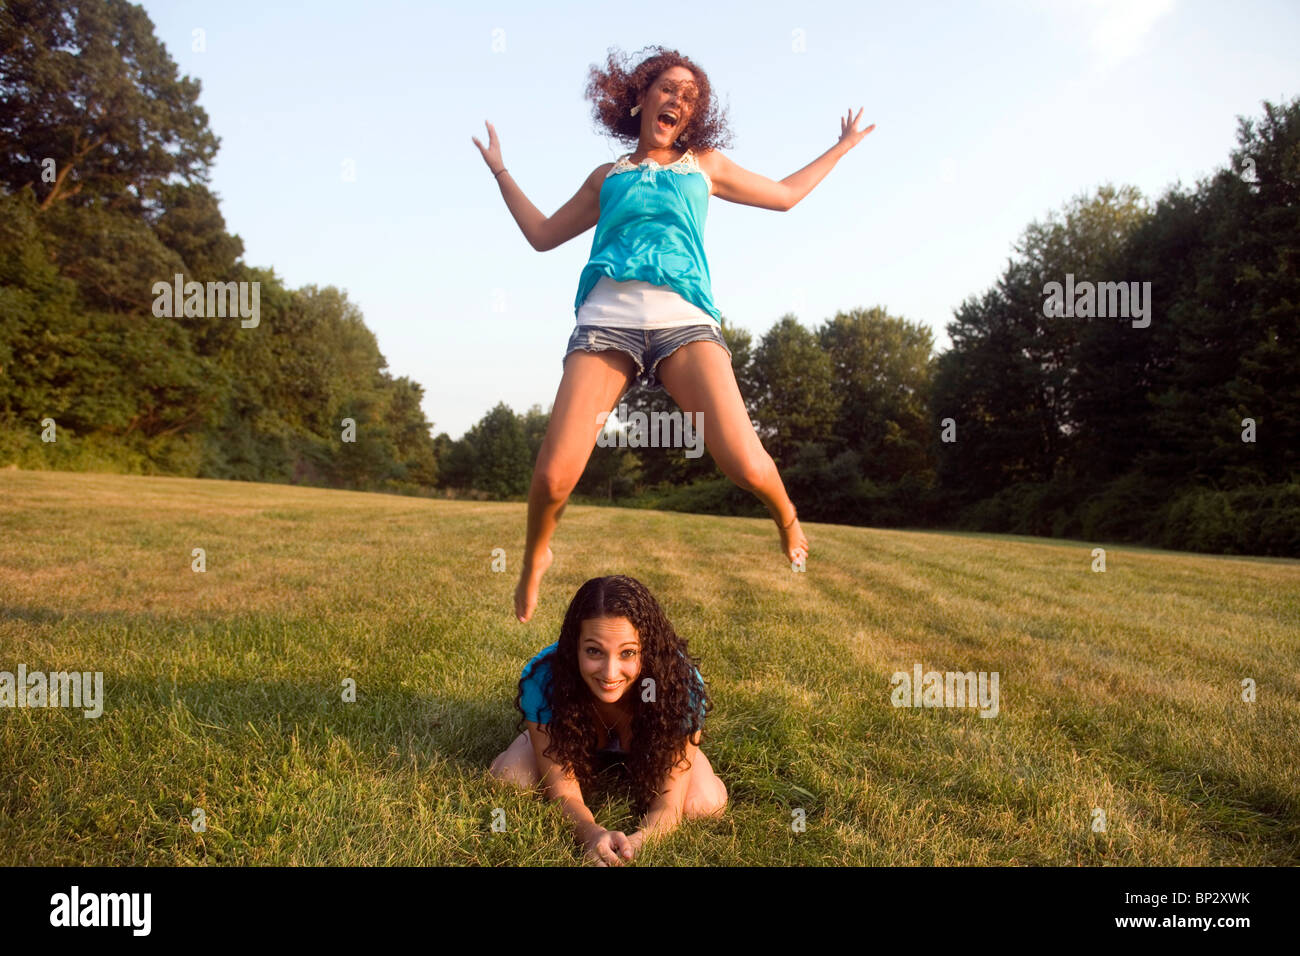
692, 148, 724, 195
693, 147, 720, 168
583, 160, 615, 203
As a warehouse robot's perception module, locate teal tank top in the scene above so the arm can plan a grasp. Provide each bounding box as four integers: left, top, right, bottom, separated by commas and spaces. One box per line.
518, 641, 706, 731
574, 150, 721, 323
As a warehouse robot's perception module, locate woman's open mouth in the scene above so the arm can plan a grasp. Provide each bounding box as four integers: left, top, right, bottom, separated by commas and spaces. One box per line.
656, 111, 679, 134
599, 680, 622, 691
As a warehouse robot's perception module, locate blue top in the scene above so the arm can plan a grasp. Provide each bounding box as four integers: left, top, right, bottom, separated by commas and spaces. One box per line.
573, 150, 721, 323
518, 642, 707, 735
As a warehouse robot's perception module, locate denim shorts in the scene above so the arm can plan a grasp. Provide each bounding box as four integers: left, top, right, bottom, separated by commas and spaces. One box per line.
562, 323, 732, 392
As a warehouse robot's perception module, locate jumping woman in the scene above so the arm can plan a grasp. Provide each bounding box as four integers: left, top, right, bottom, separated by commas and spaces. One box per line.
488, 575, 726, 866
471, 45, 875, 622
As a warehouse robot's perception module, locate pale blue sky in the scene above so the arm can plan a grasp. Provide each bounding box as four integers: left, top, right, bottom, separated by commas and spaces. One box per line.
138, 0, 1297, 439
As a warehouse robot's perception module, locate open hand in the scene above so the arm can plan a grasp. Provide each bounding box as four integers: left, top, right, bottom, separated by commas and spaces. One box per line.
583, 828, 636, 866
471, 120, 504, 176
838, 108, 875, 150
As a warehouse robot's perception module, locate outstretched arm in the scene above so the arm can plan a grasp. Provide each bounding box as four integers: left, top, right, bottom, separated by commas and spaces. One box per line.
626, 733, 702, 855
471, 120, 606, 251
707, 107, 874, 211
525, 721, 635, 866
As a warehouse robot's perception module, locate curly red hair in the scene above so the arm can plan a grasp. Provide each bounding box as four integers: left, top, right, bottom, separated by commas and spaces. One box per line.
584, 45, 735, 153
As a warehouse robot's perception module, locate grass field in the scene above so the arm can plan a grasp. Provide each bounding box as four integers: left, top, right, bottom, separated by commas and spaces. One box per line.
1, 468, 1297, 866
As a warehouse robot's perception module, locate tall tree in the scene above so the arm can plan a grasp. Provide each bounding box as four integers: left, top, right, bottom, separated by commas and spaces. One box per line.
0, 0, 219, 212
934, 186, 1149, 501
933, 281, 1042, 502
150, 181, 245, 282
1070, 187, 1197, 485
448, 403, 531, 498
1013, 184, 1150, 471
1137, 98, 1300, 489
818, 306, 934, 485
750, 315, 839, 466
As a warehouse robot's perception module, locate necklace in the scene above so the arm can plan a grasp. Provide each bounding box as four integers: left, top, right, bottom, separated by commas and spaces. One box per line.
590, 699, 625, 751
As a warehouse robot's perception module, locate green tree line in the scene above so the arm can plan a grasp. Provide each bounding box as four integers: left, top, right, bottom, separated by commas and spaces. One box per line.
0, 0, 438, 491
931, 99, 1299, 555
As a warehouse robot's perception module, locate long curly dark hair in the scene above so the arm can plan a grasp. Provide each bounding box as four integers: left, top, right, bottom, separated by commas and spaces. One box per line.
514, 575, 712, 815
584, 45, 735, 154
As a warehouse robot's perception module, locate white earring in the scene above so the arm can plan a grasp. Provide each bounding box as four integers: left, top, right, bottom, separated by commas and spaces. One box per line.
630, 104, 641, 116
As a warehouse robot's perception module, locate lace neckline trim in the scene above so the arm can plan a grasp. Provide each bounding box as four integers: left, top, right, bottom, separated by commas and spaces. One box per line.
608, 150, 712, 192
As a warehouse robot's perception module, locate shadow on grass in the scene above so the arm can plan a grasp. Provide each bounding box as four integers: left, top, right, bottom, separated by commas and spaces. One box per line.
1, 605, 723, 788
2, 600, 807, 843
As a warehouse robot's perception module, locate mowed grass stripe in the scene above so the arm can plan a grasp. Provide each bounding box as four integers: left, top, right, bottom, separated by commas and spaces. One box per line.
0, 469, 1296, 865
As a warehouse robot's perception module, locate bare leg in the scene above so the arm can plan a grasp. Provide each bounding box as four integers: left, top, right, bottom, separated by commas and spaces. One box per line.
489, 730, 539, 788
656, 340, 809, 564
515, 349, 636, 621
493, 730, 724, 821
681, 747, 728, 818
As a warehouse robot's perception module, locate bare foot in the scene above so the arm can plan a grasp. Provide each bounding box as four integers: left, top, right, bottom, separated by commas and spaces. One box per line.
514, 546, 553, 622
777, 511, 809, 567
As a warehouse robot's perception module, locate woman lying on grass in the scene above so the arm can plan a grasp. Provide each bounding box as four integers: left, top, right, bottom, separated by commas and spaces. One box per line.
489, 574, 726, 865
